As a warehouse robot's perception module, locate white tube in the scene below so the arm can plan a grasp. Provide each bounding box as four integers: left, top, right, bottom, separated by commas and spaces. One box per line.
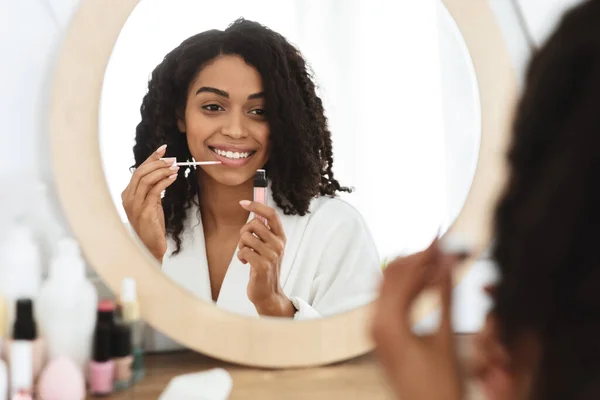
9, 341, 32, 397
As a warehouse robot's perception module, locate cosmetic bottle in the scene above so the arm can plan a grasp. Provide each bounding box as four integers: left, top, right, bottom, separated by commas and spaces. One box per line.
0, 223, 42, 330
36, 237, 98, 377
89, 324, 114, 397
112, 323, 133, 391
118, 277, 145, 382
97, 299, 116, 327
37, 356, 85, 400
8, 299, 40, 398
253, 169, 268, 224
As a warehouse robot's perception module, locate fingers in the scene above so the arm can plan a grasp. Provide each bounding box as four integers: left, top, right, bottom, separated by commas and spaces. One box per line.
378, 239, 443, 336
127, 144, 173, 194
130, 158, 178, 197
238, 246, 264, 270
470, 312, 511, 394
141, 172, 178, 210
139, 144, 167, 168
384, 239, 441, 304
240, 219, 284, 249
130, 165, 179, 214
239, 200, 285, 238
438, 255, 455, 336
121, 145, 179, 220
238, 231, 278, 261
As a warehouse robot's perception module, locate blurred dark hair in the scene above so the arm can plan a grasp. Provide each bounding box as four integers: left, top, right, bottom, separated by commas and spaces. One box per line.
133, 18, 350, 253
492, 0, 600, 398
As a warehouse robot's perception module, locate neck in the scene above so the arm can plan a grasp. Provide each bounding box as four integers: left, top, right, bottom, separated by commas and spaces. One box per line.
197, 170, 253, 231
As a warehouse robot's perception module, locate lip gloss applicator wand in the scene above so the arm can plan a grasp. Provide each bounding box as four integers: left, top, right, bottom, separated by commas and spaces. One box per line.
160, 159, 221, 166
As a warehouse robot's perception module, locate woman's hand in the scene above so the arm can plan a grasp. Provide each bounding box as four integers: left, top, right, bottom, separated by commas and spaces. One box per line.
237, 200, 295, 317
121, 144, 179, 261
371, 239, 465, 400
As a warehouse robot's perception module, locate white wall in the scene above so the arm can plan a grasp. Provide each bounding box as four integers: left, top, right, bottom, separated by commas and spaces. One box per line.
0, 0, 585, 333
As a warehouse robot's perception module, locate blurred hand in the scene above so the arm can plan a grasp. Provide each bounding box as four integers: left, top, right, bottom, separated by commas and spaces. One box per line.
371, 239, 465, 400
122, 144, 178, 261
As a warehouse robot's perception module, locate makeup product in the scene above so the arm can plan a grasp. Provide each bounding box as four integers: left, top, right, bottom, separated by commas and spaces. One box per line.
10, 391, 31, 400
97, 299, 116, 326
36, 237, 98, 378
37, 356, 85, 400
112, 323, 133, 391
0, 223, 41, 331
174, 161, 221, 166
253, 169, 268, 224
118, 278, 144, 383
89, 324, 114, 397
8, 299, 37, 398
159, 158, 222, 166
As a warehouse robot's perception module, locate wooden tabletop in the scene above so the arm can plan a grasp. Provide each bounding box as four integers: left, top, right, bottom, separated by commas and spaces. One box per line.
87, 336, 485, 399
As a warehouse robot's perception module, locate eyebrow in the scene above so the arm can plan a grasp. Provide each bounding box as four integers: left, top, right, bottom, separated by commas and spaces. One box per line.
195, 86, 264, 100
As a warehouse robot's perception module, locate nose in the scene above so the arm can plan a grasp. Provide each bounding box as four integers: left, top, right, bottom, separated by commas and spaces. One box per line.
222, 110, 247, 139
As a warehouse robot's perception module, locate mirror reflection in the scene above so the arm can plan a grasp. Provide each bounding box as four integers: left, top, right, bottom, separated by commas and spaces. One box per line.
99, 0, 480, 320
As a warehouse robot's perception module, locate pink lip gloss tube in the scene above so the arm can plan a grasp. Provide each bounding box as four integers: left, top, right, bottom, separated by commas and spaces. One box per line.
253, 169, 268, 224
89, 324, 114, 396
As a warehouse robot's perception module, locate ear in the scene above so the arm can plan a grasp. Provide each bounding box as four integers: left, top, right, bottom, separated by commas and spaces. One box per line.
177, 119, 186, 133
473, 313, 516, 400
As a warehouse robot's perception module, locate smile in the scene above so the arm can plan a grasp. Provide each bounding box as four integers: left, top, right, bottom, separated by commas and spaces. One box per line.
209, 147, 256, 160
208, 146, 258, 167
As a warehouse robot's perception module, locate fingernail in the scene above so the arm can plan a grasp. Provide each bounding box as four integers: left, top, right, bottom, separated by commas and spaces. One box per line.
170, 164, 180, 171
169, 173, 177, 180
163, 157, 176, 166
156, 144, 167, 153
239, 200, 251, 207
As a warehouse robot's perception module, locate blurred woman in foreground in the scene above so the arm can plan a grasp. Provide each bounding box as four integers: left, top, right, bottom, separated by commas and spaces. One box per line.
372, 1, 600, 399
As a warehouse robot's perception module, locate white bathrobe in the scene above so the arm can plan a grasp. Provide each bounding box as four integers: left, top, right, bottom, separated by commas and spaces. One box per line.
144, 191, 382, 351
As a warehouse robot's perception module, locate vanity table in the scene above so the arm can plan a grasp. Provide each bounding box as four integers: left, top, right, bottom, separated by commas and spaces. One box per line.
93, 351, 392, 400
88, 336, 485, 400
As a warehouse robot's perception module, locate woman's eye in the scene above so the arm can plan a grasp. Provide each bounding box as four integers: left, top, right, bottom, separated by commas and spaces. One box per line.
249, 108, 266, 116
202, 104, 224, 112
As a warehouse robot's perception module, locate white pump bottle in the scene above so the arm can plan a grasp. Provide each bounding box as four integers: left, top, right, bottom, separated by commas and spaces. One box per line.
36, 237, 98, 377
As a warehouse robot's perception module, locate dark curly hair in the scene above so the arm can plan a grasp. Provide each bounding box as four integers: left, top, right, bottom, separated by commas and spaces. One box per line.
492, 0, 600, 398
133, 18, 350, 253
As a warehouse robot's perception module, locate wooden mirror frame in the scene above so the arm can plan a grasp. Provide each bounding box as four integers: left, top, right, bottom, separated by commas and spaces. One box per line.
50, 0, 516, 368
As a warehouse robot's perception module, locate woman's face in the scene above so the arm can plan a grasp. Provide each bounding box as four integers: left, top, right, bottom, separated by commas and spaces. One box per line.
178, 55, 269, 186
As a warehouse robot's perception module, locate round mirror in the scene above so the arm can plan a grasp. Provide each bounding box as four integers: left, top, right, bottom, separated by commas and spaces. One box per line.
51, 0, 515, 366
98, 0, 480, 319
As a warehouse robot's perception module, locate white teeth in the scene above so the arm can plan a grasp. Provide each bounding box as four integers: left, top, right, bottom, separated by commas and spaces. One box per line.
214, 148, 252, 159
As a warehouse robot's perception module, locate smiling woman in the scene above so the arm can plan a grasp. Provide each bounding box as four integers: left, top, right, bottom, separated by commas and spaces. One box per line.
119, 18, 382, 337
